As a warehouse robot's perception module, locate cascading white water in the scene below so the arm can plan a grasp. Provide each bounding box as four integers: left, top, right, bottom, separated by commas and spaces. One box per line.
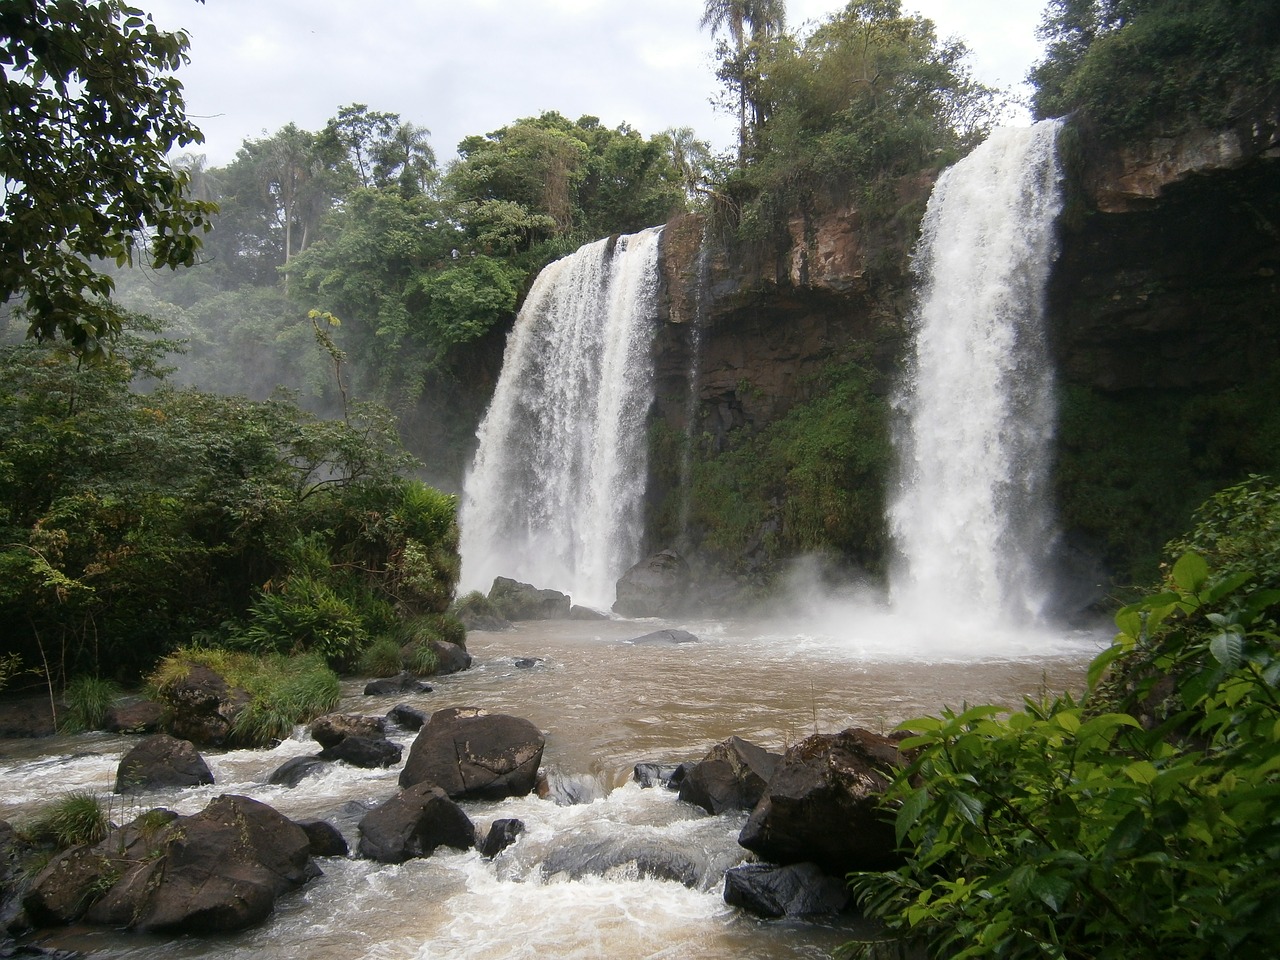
459, 227, 663, 609
889, 120, 1064, 623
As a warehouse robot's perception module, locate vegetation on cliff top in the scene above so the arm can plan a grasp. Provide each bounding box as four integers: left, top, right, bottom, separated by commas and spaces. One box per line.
1030, 0, 1280, 138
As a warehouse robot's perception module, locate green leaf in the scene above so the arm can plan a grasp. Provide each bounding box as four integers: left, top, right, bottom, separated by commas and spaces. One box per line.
1171, 552, 1210, 594
948, 791, 984, 825
1209, 629, 1244, 669
1029, 874, 1073, 912
895, 787, 930, 846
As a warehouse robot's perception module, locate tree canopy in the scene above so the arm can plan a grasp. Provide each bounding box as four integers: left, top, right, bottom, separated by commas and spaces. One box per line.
0, 0, 215, 353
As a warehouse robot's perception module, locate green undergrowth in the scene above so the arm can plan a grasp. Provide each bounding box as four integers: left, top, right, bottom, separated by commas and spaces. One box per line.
22, 792, 110, 851
844, 477, 1280, 959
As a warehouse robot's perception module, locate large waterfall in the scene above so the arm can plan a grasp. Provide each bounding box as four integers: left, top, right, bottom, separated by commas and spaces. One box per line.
889, 120, 1065, 622
459, 227, 664, 609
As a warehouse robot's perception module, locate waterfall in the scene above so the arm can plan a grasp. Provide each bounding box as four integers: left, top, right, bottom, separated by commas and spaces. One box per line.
459, 227, 664, 609
889, 120, 1064, 622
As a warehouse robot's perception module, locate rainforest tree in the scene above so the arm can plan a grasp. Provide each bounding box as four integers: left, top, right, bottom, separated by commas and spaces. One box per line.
0, 0, 215, 352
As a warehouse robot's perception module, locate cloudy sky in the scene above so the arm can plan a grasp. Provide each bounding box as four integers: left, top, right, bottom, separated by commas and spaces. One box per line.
133, 0, 1048, 168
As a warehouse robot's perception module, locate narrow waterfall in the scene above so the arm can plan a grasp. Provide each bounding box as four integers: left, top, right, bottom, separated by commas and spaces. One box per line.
889, 120, 1064, 622
459, 227, 664, 609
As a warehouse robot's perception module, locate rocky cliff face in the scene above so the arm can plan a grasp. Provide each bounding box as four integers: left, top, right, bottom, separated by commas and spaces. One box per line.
651, 179, 932, 450
649, 97, 1280, 584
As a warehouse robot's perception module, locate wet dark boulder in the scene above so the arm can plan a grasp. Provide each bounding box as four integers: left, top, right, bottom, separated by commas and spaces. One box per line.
568, 605, 608, 620
541, 835, 701, 888
114, 734, 214, 793
356, 784, 475, 864
0, 698, 55, 739
268, 756, 328, 788
399, 707, 544, 800
22, 846, 114, 927
426, 640, 472, 676
317, 736, 402, 769
613, 549, 690, 617
309, 713, 386, 749
487, 577, 570, 620
625, 629, 698, 645
386, 704, 427, 730
678, 737, 780, 814
479, 818, 525, 859
103, 700, 163, 735
294, 819, 349, 858
633, 762, 688, 790
0, 820, 35, 933
723, 862, 851, 918
363, 673, 432, 696
155, 663, 250, 746
738, 727, 906, 875
86, 795, 318, 933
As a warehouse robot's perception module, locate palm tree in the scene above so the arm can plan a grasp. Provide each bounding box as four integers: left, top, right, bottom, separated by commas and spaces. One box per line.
700, 0, 786, 159
373, 122, 437, 197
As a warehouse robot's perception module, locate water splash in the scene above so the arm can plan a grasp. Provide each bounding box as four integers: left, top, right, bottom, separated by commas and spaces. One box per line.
459, 227, 664, 609
889, 120, 1065, 623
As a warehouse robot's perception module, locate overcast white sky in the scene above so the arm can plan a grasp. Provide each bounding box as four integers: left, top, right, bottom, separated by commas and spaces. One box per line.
133, 0, 1047, 168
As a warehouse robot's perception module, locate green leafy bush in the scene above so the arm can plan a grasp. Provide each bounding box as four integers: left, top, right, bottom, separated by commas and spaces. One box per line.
357, 637, 403, 677
846, 492, 1280, 958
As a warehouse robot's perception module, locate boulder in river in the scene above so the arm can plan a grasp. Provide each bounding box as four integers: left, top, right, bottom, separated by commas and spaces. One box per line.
487, 577, 570, 620
363, 673, 431, 696
268, 755, 327, 788
426, 639, 472, 675
356, 784, 475, 864
479, 818, 525, 859
399, 707, 545, 800
28, 797, 317, 934
738, 727, 906, 875
625, 629, 698, 645
612, 549, 690, 617
154, 663, 249, 746
103, 700, 163, 735
386, 704, 427, 730
633, 762, 688, 790
678, 736, 780, 814
114, 734, 214, 793
294, 819, 349, 858
309, 713, 387, 749
317, 736, 403, 769
723, 862, 851, 918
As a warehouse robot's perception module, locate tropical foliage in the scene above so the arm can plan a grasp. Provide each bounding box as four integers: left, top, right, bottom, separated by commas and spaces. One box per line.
0, 0, 215, 352
1029, 0, 1280, 137
0, 325, 460, 686
845, 479, 1280, 959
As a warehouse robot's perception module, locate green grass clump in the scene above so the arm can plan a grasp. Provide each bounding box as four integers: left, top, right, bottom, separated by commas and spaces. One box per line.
60, 675, 122, 733
357, 636, 404, 677
25, 791, 110, 849
404, 643, 439, 677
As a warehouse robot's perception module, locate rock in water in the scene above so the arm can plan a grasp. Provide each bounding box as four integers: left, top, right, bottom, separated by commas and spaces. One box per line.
317, 736, 403, 769
268, 756, 327, 788
678, 736, 780, 814
356, 784, 475, 863
72, 796, 317, 934
487, 577, 570, 620
309, 713, 387, 749
294, 819, 349, 858
613, 549, 690, 617
738, 727, 905, 874
625, 629, 698, 645
114, 734, 214, 793
723, 863, 850, 918
479, 818, 525, 859
399, 707, 544, 800
427, 640, 472, 675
